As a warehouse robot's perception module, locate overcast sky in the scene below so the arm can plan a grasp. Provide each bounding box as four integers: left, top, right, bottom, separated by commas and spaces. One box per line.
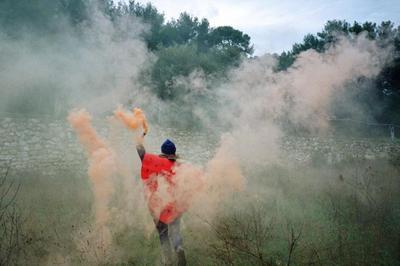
118, 0, 400, 55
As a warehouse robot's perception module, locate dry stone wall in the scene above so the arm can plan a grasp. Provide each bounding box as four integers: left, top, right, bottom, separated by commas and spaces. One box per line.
0, 117, 87, 175
282, 137, 400, 164
1, 117, 400, 176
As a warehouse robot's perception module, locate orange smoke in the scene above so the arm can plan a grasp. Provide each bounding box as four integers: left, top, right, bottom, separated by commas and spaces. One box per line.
114, 105, 148, 135
148, 136, 244, 222
145, 163, 204, 221
111, 106, 244, 223
68, 109, 115, 230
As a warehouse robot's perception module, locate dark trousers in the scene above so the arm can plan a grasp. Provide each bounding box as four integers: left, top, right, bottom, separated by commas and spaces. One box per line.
155, 218, 186, 265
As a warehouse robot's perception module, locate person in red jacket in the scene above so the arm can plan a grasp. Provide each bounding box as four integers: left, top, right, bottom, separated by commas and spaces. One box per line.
137, 135, 187, 266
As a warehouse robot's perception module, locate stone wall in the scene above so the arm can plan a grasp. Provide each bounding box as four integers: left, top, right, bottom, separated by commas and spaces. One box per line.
1, 117, 400, 176
282, 137, 400, 164
0, 117, 87, 175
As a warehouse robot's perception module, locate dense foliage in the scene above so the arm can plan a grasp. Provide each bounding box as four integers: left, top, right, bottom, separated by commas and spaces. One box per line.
111, 2, 253, 99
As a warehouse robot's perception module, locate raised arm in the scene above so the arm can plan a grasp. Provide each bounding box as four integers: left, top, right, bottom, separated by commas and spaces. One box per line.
136, 133, 146, 161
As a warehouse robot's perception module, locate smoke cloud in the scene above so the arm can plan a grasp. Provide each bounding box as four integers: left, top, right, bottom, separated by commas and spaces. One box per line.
218, 34, 391, 166
114, 106, 149, 135
68, 109, 116, 260
68, 109, 115, 227
0, 4, 152, 117
68, 33, 393, 262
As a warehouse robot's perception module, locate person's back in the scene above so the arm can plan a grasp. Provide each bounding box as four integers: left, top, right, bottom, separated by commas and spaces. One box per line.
136, 137, 186, 266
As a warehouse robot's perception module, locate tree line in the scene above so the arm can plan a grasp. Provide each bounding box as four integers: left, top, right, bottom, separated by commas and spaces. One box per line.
107, 1, 253, 99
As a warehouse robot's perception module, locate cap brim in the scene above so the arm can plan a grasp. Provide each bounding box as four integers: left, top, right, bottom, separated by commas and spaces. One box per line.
160, 154, 179, 160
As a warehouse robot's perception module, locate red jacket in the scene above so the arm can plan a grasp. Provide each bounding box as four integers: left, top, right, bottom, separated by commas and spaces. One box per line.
141, 153, 182, 224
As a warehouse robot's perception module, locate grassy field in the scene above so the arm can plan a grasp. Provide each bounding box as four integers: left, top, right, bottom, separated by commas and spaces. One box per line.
1, 154, 400, 265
